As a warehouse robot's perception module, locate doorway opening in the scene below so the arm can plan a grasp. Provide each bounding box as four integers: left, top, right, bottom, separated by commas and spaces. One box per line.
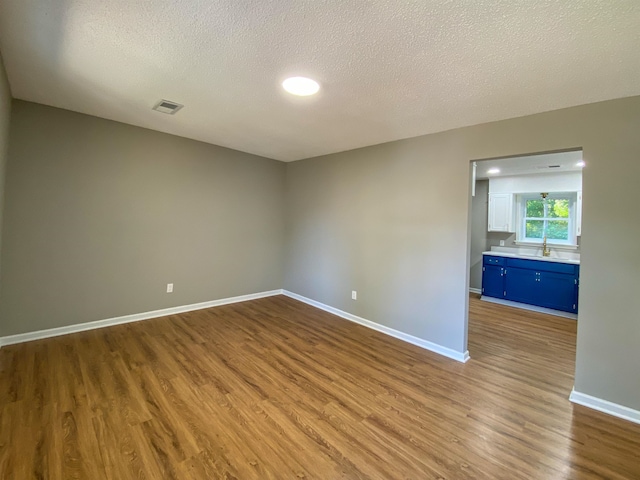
466, 149, 584, 370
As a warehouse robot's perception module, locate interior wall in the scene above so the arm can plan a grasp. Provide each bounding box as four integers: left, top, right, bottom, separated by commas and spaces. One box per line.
0, 53, 11, 285
285, 132, 472, 354
0, 101, 286, 336
1, 94, 638, 414
469, 180, 489, 291
488, 171, 582, 194
284, 95, 640, 412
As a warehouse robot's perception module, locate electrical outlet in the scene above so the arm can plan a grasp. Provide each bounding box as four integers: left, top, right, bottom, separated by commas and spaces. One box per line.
500, 240, 505, 246
352, 290, 357, 300
167, 283, 174, 293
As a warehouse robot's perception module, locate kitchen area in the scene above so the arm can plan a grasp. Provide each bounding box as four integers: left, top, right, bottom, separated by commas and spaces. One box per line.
469, 150, 584, 319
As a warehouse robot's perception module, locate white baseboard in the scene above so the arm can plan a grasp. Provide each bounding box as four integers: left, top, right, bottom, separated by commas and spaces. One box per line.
570, 388, 640, 425
282, 290, 470, 363
0, 290, 283, 348
481, 295, 577, 320
469, 287, 482, 294
1, 289, 471, 365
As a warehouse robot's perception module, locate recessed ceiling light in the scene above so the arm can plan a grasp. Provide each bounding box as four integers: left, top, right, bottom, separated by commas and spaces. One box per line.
282, 77, 320, 96
576, 160, 586, 167
487, 168, 501, 174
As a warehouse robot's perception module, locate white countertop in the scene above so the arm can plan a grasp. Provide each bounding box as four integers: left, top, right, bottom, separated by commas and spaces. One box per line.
482, 251, 580, 265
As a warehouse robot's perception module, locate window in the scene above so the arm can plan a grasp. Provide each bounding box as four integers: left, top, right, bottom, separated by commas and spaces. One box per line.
516, 192, 577, 246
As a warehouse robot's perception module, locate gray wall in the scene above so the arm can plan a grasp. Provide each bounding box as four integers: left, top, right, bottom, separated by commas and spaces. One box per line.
0, 101, 286, 336
2, 94, 639, 413
469, 180, 489, 291
285, 131, 472, 354
284, 95, 640, 411
0, 53, 11, 283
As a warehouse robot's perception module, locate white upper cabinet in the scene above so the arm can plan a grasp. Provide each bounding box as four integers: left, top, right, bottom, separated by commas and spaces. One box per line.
488, 193, 515, 232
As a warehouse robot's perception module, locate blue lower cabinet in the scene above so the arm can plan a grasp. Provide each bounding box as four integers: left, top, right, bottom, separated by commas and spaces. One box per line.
482, 255, 579, 313
503, 267, 538, 305
537, 271, 578, 312
482, 264, 504, 298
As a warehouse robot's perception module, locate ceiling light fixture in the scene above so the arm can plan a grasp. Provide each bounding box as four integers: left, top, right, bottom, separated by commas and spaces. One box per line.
487, 168, 500, 174
282, 77, 320, 96
576, 160, 586, 167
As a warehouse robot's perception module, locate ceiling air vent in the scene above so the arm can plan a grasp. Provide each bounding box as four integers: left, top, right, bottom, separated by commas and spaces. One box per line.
153, 99, 184, 115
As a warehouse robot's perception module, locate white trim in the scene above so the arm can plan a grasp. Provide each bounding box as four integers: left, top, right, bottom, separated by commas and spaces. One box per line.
480, 295, 577, 320
1, 289, 472, 365
570, 388, 640, 425
469, 287, 482, 295
282, 290, 470, 363
0, 290, 283, 347
514, 241, 579, 250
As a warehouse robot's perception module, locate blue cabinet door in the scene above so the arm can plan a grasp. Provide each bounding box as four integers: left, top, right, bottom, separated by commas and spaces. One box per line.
538, 271, 578, 312
504, 267, 539, 305
504, 265, 578, 313
482, 265, 504, 298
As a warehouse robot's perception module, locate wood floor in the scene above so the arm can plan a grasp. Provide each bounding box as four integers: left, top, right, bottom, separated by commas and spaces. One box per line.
1, 294, 639, 479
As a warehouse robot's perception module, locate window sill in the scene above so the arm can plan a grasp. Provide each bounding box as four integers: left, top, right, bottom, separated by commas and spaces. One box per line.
514, 241, 579, 251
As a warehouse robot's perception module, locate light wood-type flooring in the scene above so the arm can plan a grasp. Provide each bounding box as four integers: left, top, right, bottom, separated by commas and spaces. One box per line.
1, 294, 639, 479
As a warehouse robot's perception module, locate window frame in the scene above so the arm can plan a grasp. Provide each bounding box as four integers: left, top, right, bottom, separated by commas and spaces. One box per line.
515, 192, 578, 247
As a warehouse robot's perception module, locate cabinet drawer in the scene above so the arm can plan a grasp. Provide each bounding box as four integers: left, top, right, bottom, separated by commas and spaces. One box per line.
505, 258, 577, 275
483, 255, 505, 266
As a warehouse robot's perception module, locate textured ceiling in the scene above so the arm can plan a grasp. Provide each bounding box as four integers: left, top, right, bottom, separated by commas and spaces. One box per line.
1, 1, 639, 161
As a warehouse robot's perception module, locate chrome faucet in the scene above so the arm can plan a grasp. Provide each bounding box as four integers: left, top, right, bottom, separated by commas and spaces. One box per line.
542, 236, 551, 257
